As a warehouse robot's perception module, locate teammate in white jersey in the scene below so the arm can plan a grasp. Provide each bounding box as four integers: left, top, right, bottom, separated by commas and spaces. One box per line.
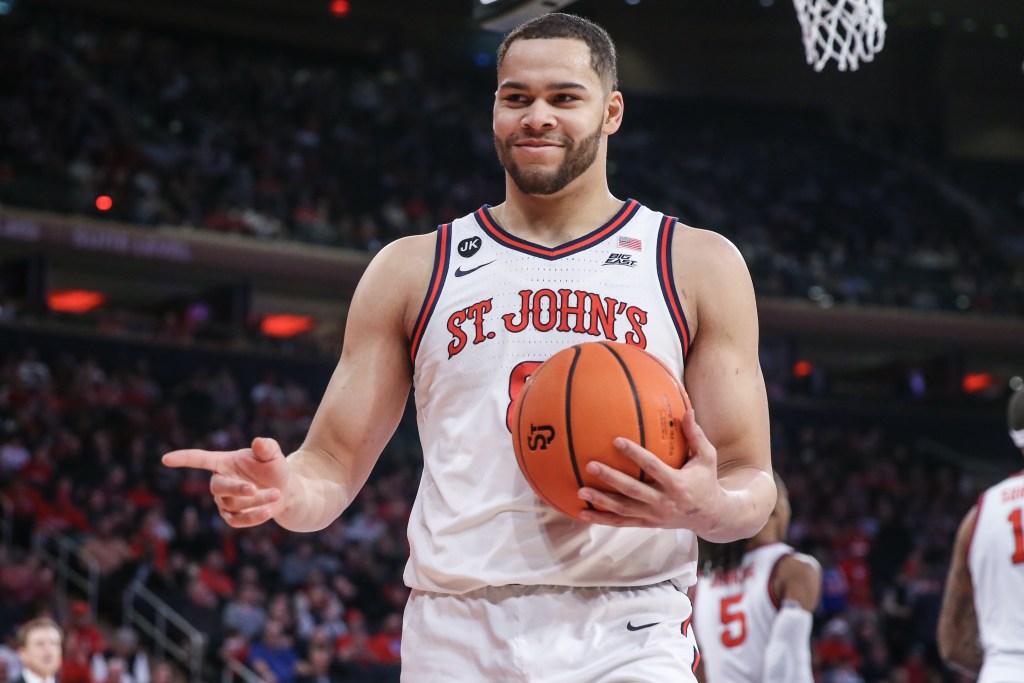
692, 474, 821, 683
938, 388, 1024, 682
163, 12, 775, 681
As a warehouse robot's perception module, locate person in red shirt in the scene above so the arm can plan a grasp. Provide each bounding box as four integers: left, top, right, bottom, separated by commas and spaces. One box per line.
366, 612, 402, 666
64, 601, 105, 659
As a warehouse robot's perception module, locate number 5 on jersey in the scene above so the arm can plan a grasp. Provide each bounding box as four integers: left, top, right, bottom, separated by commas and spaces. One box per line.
720, 594, 747, 647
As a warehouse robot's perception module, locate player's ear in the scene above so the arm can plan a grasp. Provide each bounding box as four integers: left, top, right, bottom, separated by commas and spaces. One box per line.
603, 90, 624, 135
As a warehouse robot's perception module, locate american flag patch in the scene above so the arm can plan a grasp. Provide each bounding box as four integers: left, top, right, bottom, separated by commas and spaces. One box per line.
618, 235, 642, 251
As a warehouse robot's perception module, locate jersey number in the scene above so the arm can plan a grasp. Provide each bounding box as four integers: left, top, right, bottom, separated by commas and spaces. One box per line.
719, 594, 747, 647
506, 361, 543, 433
1009, 507, 1024, 565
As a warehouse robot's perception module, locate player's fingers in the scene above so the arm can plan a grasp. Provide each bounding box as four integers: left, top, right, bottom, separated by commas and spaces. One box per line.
220, 504, 276, 529
580, 460, 658, 506
250, 437, 283, 463
214, 488, 281, 513
578, 486, 646, 519
680, 409, 712, 461
608, 437, 675, 482
162, 448, 245, 472
209, 473, 256, 497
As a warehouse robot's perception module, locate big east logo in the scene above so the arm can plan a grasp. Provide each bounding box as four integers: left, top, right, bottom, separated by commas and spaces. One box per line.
446, 288, 649, 357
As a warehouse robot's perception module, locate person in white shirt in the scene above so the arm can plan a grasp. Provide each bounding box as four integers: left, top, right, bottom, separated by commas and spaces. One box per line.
163, 11, 776, 681
693, 473, 821, 683
938, 388, 1024, 682
16, 618, 62, 683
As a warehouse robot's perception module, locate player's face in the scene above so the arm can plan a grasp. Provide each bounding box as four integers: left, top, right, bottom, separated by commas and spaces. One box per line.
493, 38, 620, 195
19, 626, 63, 677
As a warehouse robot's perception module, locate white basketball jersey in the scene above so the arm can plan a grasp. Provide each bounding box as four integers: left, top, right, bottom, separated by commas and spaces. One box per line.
968, 471, 1024, 683
405, 199, 698, 594
692, 542, 795, 683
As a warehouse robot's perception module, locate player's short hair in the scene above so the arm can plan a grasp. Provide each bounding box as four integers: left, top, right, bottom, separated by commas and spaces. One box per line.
1009, 389, 1024, 446
16, 617, 62, 648
496, 13, 618, 92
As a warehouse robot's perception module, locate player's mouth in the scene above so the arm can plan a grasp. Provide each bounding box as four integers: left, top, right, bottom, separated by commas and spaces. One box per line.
514, 139, 563, 147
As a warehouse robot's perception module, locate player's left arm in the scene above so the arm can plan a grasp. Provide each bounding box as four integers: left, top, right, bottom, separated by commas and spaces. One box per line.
578, 228, 775, 539
937, 505, 983, 677
764, 553, 821, 683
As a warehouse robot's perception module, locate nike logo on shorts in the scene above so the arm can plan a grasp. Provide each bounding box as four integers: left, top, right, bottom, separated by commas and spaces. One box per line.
454, 260, 496, 277
626, 621, 660, 631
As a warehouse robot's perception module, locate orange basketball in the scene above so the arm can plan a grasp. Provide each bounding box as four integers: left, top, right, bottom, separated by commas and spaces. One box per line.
511, 341, 692, 521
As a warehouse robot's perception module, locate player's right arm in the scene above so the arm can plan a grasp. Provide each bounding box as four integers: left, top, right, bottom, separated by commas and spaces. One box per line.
764, 553, 821, 683
937, 504, 983, 677
162, 233, 437, 532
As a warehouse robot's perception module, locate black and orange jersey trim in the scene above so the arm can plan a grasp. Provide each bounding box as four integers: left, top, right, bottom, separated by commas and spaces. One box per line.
657, 216, 692, 359
409, 223, 452, 364
474, 198, 641, 260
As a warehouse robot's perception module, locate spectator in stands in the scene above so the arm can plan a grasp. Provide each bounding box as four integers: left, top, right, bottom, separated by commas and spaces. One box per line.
81, 515, 135, 615
15, 617, 62, 683
247, 619, 299, 683
0, 632, 21, 681
365, 612, 401, 670
0, 550, 54, 632
196, 549, 234, 600
96, 658, 129, 683
91, 628, 150, 683
176, 580, 223, 657
221, 582, 267, 641
63, 601, 104, 660
293, 641, 335, 683
148, 662, 180, 683
59, 630, 96, 683
334, 609, 376, 679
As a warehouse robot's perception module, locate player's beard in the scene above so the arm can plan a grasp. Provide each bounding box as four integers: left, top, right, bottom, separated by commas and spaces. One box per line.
495, 123, 603, 196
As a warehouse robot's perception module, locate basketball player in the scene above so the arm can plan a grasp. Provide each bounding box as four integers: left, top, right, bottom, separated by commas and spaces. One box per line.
164, 13, 775, 681
15, 618, 63, 683
937, 388, 1024, 682
692, 474, 820, 683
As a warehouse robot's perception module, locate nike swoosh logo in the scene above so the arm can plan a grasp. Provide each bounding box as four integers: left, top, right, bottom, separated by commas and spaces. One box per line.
626, 621, 660, 631
454, 260, 496, 277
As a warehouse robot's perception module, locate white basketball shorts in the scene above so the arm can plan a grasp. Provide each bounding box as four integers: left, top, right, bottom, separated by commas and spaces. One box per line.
401, 580, 700, 682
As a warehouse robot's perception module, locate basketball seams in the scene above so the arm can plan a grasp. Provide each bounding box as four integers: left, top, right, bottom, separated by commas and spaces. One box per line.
564, 345, 593, 511
598, 342, 648, 483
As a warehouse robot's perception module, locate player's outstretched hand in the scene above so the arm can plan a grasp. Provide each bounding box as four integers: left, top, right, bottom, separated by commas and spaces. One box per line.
576, 409, 723, 532
162, 437, 289, 528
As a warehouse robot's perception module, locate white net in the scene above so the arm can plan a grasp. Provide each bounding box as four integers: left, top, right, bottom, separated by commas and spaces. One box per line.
793, 0, 887, 72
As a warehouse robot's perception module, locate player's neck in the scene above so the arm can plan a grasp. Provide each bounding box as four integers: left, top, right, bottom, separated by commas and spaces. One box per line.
747, 521, 784, 548
495, 181, 623, 247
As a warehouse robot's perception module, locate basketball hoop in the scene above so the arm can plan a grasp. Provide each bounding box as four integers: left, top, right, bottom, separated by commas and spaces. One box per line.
792, 0, 886, 72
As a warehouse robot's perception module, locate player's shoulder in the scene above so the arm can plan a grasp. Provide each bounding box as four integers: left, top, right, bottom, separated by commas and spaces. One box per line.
672, 222, 742, 257
363, 231, 440, 279
779, 551, 822, 578
374, 230, 440, 259
670, 222, 750, 283
773, 550, 822, 609
356, 231, 447, 318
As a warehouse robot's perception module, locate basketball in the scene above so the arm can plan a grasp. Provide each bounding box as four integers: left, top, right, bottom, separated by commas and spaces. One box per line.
511, 341, 692, 521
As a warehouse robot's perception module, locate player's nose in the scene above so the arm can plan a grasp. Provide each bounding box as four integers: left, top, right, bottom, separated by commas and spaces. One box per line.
520, 100, 556, 130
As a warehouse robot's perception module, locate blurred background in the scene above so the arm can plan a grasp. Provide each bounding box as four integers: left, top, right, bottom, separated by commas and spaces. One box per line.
0, 0, 1022, 681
